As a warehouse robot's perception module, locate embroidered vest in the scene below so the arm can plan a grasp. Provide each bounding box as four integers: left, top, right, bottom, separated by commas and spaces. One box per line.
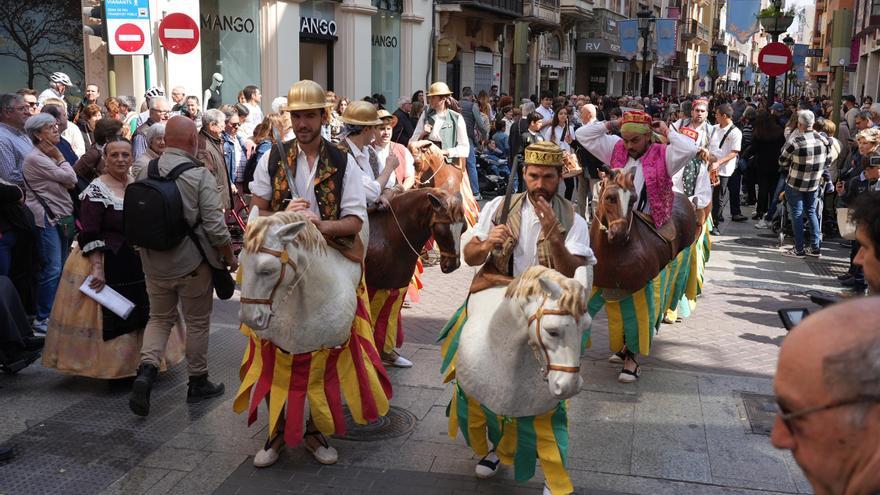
490, 193, 575, 275
425, 108, 461, 150
268, 138, 348, 221
610, 140, 673, 228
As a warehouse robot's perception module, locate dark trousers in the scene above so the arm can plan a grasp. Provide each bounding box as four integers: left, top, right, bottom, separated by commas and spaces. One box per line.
712, 176, 731, 224
728, 168, 743, 217
850, 240, 865, 284
756, 173, 779, 218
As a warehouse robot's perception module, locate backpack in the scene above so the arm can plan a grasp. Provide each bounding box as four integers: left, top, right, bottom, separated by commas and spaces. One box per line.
123, 159, 198, 251
241, 151, 260, 194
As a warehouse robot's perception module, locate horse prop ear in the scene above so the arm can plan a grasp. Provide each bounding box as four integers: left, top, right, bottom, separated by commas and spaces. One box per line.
427, 192, 445, 213
248, 205, 260, 224
275, 221, 307, 246
538, 276, 564, 300
574, 264, 594, 292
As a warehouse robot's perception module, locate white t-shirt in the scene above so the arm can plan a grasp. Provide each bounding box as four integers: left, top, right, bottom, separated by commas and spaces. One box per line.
249, 146, 367, 223
709, 122, 742, 177
536, 105, 554, 124
241, 102, 264, 139
470, 195, 594, 277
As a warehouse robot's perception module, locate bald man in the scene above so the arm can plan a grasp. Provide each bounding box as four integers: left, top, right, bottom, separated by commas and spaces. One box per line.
772, 297, 880, 495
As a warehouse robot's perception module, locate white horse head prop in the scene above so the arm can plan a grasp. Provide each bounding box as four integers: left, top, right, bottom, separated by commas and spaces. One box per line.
238, 207, 361, 354
455, 264, 593, 417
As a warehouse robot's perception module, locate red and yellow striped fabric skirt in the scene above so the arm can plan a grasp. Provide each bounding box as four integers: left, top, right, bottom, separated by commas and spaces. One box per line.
367, 286, 408, 354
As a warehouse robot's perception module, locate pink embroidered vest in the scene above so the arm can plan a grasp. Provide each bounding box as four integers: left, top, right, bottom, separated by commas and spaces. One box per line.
610, 140, 673, 228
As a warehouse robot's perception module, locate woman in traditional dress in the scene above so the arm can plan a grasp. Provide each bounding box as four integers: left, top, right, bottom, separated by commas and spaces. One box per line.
42, 138, 184, 381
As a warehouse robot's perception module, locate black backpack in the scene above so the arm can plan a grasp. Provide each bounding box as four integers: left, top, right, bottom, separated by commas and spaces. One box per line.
123, 159, 198, 251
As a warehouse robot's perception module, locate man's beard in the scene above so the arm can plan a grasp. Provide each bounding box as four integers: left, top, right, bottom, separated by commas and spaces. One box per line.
528, 188, 554, 202
296, 128, 319, 144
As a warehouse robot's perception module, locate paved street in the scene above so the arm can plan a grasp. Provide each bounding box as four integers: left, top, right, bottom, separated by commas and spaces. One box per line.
0, 203, 850, 495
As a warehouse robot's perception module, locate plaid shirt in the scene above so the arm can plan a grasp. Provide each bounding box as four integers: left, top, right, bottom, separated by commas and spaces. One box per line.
778, 130, 829, 192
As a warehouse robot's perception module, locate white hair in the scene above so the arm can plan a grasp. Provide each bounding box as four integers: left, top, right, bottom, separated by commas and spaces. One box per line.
148, 96, 170, 110
144, 123, 165, 142
202, 108, 226, 127
397, 96, 410, 107
521, 101, 536, 115
797, 110, 815, 129
582, 104, 597, 124
271, 97, 287, 114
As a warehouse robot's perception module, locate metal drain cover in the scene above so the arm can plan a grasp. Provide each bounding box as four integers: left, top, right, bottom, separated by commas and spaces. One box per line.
734, 237, 778, 248
741, 393, 776, 435
334, 406, 417, 441
806, 260, 849, 277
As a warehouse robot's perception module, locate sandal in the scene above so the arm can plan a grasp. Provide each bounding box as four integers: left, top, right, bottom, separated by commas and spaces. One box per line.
618, 356, 641, 383
304, 429, 338, 465
254, 433, 285, 468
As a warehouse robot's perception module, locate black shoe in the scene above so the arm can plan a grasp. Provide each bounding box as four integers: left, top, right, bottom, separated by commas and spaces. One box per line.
0, 350, 40, 375
0, 446, 13, 462
837, 273, 854, 282
22, 336, 44, 351
732, 215, 748, 222
186, 374, 225, 403
129, 363, 158, 417
839, 240, 853, 248
840, 277, 864, 288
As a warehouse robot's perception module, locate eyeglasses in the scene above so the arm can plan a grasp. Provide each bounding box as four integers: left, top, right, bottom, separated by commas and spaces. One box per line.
26, 102, 37, 108
228, 122, 240, 128
776, 395, 880, 431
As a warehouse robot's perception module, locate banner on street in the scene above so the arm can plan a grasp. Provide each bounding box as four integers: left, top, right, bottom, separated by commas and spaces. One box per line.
698, 53, 710, 78
656, 19, 678, 65
725, 0, 762, 43
619, 20, 639, 59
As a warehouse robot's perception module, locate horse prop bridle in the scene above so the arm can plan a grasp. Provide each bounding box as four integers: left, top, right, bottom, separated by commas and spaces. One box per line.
593, 182, 635, 242
527, 296, 581, 378
387, 201, 461, 264
239, 246, 309, 309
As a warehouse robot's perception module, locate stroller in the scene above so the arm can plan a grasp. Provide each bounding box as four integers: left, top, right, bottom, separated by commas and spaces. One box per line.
226, 192, 251, 254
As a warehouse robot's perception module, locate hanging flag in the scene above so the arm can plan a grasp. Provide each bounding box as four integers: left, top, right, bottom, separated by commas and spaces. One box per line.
725, 0, 762, 44
744, 66, 753, 83
698, 53, 710, 78
792, 44, 808, 81
619, 20, 639, 59
656, 19, 677, 65
716, 54, 728, 77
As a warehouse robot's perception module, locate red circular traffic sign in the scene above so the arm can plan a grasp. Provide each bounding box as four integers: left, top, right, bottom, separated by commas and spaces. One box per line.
758, 42, 793, 77
158, 13, 200, 55
115, 23, 145, 53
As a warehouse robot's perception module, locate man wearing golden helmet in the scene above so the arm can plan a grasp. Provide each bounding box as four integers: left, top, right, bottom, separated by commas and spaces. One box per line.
464, 141, 594, 282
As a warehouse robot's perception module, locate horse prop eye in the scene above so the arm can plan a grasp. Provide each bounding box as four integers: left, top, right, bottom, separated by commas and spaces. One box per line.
545, 329, 560, 338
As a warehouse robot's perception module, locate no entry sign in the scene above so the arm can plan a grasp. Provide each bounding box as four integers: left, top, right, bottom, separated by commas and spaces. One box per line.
114, 23, 145, 53
159, 13, 200, 55
106, 0, 152, 55
758, 42, 793, 77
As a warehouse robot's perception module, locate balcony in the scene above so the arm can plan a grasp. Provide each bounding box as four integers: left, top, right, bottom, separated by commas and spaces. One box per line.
521, 0, 561, 28
559, 0, 592, 19
681, 19, 710, 43
435, 0, 524, 17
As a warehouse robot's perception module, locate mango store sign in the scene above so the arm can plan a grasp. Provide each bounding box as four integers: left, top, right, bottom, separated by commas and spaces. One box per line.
300, 17, 337, 37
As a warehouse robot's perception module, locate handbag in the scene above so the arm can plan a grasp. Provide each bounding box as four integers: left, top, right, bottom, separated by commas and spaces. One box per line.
187, 229, 235, 300
836, 207, 857, 240
23, 176, 74, 237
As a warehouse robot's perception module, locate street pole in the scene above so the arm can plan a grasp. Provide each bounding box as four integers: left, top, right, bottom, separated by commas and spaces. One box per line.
640, 30, 649, 97
829, 9, 853, 127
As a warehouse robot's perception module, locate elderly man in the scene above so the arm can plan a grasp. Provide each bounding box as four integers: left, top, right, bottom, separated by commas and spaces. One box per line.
771, 296, 880, 495
38, 72, 72, 106
16, 89, 39, 116
133, 97, 171, 161
779, 110, 830, 258
170, 86, 187, 113
220, 105, 247, 191
0, 94, 33, 186
197, 108, 232, 211
391, 96, 414, 145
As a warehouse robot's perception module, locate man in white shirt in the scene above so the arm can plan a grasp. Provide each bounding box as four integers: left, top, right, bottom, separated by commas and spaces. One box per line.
708, 103, 742, 234
535, 91, 554, 131
240, 85, 264, 139
338, 101, 396, 206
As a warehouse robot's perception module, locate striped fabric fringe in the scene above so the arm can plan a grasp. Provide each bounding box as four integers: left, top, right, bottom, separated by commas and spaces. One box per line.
447, 383, 573, 495
438, 299, 469, 383
233, 281, 392, 447
367, 286, 408, 354
586, 245, 693, 356
407, 258, 425, 303
459, 169, 481, 228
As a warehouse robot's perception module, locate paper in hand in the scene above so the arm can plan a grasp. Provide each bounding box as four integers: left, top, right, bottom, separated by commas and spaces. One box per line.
79, 275, 135, 319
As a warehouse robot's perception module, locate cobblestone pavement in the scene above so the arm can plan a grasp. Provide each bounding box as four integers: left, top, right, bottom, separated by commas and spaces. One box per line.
0, 203, 847, 494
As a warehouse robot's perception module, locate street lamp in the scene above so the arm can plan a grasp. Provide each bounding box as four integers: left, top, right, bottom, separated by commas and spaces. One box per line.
783, 35, 795, 100
739, 62, 746, 93
709, 41, 726, 93
636, 9, 656, 98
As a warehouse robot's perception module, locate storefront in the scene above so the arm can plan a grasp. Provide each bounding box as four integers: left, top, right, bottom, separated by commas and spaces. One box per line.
574, 38, 624, 96
199, 0, 262, 104
299, 2, 338, 91
371, 0, 402, 105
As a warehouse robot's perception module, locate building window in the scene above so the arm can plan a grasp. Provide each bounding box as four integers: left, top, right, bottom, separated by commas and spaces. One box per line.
546, 35, 561, 60
371, 0, 403, 105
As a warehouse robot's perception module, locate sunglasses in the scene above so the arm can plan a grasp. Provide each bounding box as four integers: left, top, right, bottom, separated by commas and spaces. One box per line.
228, 122, 241, 128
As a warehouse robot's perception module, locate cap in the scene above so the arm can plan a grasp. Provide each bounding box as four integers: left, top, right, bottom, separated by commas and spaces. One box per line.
523, 141, 564, 168
771, 102, 784, 112
282, 80, 332, 112
621, 110, 653, 126
342, 100, 382, 126
377, 109, 393, 120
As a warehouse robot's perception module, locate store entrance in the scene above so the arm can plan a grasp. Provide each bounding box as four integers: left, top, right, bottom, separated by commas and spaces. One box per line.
300, 41, 334, 90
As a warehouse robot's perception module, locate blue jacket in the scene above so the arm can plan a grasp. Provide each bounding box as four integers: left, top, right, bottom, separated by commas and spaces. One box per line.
222, 132, 247, 183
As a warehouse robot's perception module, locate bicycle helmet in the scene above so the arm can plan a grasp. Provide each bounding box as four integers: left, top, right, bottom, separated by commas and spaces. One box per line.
144, 86, 165, 99
50, 72, 72, 86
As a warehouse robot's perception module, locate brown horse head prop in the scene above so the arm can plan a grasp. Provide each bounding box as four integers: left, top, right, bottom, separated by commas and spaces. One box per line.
595, 170, 637, 245
409, 143, 464, 195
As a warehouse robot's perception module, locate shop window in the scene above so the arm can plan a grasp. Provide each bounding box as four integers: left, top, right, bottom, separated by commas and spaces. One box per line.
372, 0, 403, 12
371, 8, 401, 106
199, 0, 261, 105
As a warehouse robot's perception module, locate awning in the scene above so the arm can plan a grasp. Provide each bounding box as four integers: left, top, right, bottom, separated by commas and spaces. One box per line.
655, 76, 677, 82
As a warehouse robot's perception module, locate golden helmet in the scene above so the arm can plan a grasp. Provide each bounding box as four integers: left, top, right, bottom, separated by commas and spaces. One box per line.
282, 80, 332, 112
342, 100, 382, 126
426, 82, 453, 97
376, 109, 393, 120
524, 141, 564, 168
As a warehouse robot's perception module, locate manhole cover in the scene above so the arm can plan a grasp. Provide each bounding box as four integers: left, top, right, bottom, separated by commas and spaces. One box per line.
735, 237, 778, 248
806, 260, 849, 277
334, 406, 417, 441
741, 393, 776, 435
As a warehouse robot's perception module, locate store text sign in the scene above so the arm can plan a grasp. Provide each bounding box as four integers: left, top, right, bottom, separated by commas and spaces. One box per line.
300, 17, 337, 37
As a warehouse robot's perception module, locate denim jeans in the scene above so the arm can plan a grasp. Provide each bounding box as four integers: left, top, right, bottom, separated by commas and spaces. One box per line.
466, 144, 480, 196
785, 185, 821, 253
36, 223, 64, 320
0, 230, 16, 276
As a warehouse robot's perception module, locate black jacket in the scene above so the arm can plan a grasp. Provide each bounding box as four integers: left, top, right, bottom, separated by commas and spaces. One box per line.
391, 108, 415, 146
